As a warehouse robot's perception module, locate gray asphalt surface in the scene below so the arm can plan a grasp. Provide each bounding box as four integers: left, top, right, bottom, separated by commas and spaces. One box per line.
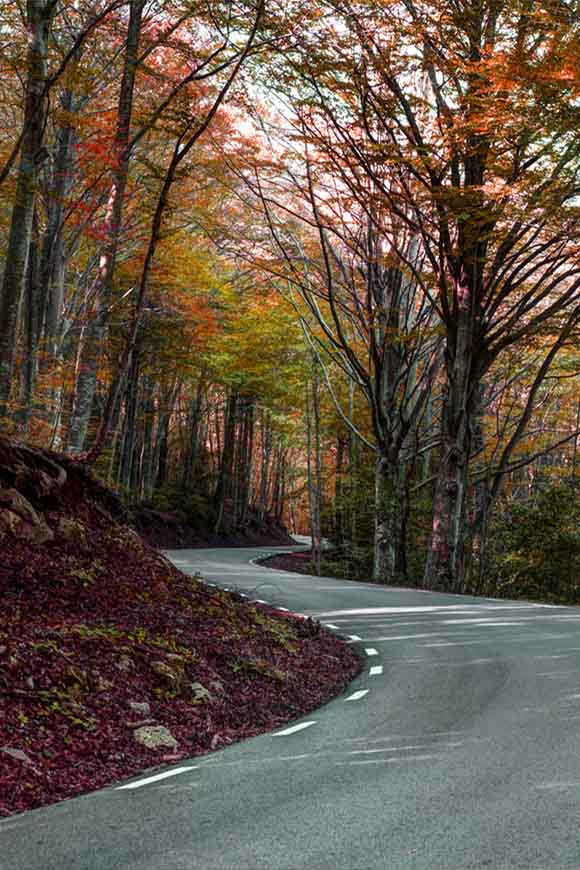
3, 545, 580, 870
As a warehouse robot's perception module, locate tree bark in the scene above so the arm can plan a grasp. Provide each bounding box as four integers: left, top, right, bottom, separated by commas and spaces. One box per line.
373, 450, 408, 584
424, 301, 476, 592
67, 0, 145, 452
0, 0, 53, 418
214, 389, 238, 532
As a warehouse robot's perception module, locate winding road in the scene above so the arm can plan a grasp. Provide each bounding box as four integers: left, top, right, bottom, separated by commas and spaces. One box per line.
3, 544, 580, 869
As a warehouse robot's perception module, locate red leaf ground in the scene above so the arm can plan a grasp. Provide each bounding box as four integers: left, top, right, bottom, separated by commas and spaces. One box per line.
0, 443, 361, 817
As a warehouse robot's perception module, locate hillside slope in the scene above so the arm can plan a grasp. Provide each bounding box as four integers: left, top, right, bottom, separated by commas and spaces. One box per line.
0, 438, 360, 817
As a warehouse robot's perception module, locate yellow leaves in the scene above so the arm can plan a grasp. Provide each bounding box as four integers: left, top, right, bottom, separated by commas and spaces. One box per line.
204, 283, 306, 405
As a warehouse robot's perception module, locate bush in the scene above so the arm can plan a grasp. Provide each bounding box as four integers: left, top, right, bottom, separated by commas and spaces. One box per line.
484, 481, 580, 603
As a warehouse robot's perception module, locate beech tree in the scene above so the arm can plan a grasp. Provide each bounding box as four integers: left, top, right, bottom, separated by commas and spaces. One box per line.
255, 0, 580, 589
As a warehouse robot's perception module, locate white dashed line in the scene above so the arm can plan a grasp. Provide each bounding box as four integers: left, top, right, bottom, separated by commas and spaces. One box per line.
324, 623, 339, 629
277, 607, 290, 612
117, 767, 197, 790
255, 599, 267, 604
345, 689, 370, 702
369, 665, 383, 676
273, 721, 316, 737
348, 635, 362, 642
365, 648, 379, 656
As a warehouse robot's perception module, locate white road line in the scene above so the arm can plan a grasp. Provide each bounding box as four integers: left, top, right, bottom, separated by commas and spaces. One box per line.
255, 599, 267, 604
369, 665, 383, 676
273, 721, 316, 737
117, 767, 197, 790
345, 689, 370, 702
277, 607, 290, 612
365, 648, 379, 656
348, 634, 362, 641
324, 623, 339, 629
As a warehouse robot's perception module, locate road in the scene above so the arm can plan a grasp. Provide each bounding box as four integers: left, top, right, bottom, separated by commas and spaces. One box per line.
3, 545, 580, 869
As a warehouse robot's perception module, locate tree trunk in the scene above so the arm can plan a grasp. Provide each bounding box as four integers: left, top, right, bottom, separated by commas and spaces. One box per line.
424, 307, 476, 592
306, 376, 322, 575
40, 84, 82, 364
0, 0, 52, 418
118, 350, 140, 490
258, 408, 272, 521
214, 389, 238, 532
373, 450, 408, 584
18, 208, 42, 432
67, 0, 145, 452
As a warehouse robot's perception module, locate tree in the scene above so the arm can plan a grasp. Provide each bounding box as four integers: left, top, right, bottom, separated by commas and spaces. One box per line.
257, 0, 580, 590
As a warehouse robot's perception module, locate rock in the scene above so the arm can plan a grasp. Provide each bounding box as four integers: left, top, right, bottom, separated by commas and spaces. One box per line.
33, 469, 61, 499
128, 700, 151, 716
191, 682, 212, 703
151, 659, 183, 686
1, 746, 32, 764
0, 488, 53, 544
133, 725, 178, 751
123, 528, 145, 550
56, 517, 88, 549
117, 655, 134, 672
95, 675, 113, 692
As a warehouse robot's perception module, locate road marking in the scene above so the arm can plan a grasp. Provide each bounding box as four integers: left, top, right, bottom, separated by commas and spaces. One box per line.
273, 721, 316, 736
348, 634, 362, 641
317, 604, 552, 618
365, 648, 379, 656
338, 753, 437, 765
278, 607, 290, 611
324, 623, 339, 629
117, 767, 197, 790
345, 689, 369, 702
369, 665, 383, 676
255, 599, 267, 604
349, 745, 428, 754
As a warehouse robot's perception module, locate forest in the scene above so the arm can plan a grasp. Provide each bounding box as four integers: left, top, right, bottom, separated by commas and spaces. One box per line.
3, 0, 580, 603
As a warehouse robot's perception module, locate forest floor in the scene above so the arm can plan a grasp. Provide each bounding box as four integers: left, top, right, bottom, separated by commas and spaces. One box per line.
0, 440, 360, 818
135, 504, 295, 549
258, 550, 317, 575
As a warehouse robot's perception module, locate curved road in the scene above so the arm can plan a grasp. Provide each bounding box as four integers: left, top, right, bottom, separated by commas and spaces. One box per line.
3, 545, 580, 869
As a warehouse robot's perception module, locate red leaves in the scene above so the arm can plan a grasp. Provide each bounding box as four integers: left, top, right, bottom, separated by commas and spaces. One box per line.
0, 455, 360, 818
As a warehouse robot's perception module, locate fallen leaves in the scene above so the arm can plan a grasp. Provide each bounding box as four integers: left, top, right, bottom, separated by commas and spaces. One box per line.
0, 444, 360, 817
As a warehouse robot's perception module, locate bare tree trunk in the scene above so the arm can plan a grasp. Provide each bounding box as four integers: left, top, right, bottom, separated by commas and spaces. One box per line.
18, 208, 42, 432
258, 408, 272, 521
40, 84, 83, 365
424, 307, 475, 592
373, 450, 408, 584
118, 349, 140, 490
153, 379, 178, 490
306, 376, 322, 574
183, 374, 205, 486
140, 375, 155, 498
214, 389, 238, 532
0, 0, 53, 418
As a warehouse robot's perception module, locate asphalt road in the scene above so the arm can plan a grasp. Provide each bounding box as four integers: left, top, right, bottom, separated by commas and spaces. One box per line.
3, 545, 580, 870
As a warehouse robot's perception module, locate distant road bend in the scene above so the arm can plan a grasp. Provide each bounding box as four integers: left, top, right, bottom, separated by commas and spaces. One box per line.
3, 544, 580, 870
